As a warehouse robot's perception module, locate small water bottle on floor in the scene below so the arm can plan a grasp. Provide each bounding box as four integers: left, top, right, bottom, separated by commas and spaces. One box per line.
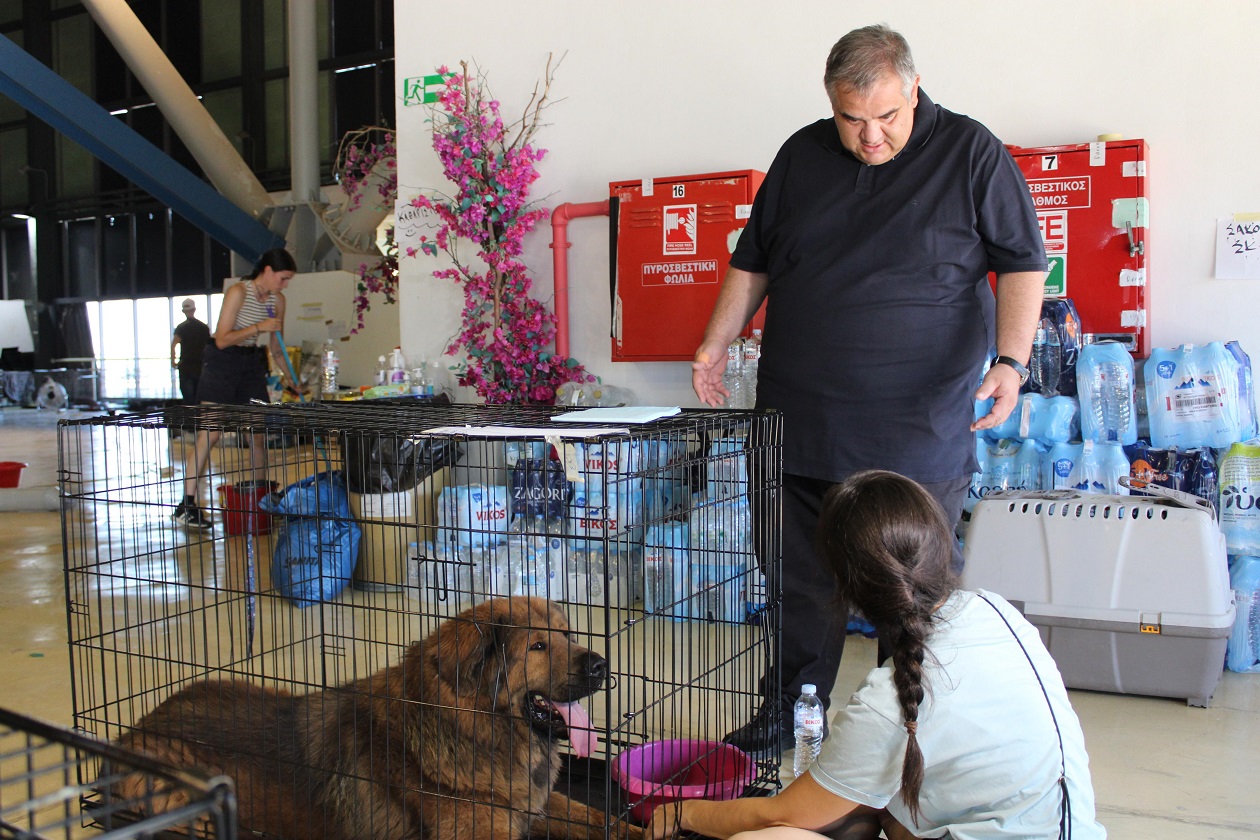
793, 683, 825, 778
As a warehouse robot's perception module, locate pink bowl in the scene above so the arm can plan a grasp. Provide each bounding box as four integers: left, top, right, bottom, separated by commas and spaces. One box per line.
610, 739, 756, 823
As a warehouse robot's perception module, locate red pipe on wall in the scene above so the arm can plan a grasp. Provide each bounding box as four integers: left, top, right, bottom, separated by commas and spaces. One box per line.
550, 200, 610, 359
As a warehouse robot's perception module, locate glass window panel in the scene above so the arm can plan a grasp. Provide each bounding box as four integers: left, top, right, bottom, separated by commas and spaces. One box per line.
166, 1, 202, 87
201, 0, 242, 81
4, 224, 33, 300
101, 214, 131, 297
378, 62, 395, 127
334, 66, 375, 142
171, 213, 206, 293
317, 0, 331, 61
93, 26, 127, 102
97, 298, 135, 399
200, 88, 245, 158
66, 218, 98, 299
135, 209, 167, 296
135, 295, 173, 397
331, 0, 373, 56
85, 300, 100, 361
209, 239, 231, 289
53, 14, 93, 97
263, 0, 285, 71
58, 135, 95, 200
319, 69, 332, 167
131, 104, 164, 149
208, 292, 224, 334
0, 128, 27, 208
0, 89, 24, 124
264, 78, 288, 172
379, 0, 393, 50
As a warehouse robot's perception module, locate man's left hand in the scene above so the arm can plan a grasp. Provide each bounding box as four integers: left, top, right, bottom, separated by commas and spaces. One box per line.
971, 363, 1023, 431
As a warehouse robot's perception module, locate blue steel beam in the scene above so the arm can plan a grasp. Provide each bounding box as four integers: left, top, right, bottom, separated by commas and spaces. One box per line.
0, 34, 284, 262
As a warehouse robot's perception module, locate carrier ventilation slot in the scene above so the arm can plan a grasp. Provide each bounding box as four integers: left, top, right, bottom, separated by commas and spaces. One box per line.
1009, 501, 1171, 520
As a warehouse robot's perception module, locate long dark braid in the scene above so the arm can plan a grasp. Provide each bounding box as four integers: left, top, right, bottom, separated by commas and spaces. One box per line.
816, 470, 958, 825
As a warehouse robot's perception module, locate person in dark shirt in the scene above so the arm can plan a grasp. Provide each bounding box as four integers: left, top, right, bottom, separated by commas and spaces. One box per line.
171, 298, 210, 405
692, 24, 1047, 757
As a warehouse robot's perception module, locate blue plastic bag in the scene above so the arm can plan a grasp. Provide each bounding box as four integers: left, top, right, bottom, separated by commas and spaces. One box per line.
265, 471, 361, 608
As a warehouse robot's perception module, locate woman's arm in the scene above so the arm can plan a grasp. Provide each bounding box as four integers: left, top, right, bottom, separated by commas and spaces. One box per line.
649, 771, 866, 840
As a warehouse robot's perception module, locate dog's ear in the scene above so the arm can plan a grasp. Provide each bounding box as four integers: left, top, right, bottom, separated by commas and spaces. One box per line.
434, 614, 509, 698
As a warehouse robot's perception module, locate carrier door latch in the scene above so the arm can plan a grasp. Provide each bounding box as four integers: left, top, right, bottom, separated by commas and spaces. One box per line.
1139, 612, 1162, 634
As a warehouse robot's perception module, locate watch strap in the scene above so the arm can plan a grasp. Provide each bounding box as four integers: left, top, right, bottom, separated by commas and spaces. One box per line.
993, 355, 1030, 385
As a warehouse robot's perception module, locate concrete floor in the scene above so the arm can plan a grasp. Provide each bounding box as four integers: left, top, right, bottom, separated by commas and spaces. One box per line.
1, 405, 1258, 838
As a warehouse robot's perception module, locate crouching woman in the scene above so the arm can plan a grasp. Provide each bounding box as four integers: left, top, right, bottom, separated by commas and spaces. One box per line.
650, 469, 1106, 839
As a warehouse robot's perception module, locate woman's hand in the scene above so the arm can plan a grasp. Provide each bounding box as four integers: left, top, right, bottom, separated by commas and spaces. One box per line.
254, 317, 283, 333
646, 803, 683, 840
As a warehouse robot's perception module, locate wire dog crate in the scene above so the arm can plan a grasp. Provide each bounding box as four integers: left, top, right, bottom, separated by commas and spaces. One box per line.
0, 707, 236, 840
60, 403, 782, 839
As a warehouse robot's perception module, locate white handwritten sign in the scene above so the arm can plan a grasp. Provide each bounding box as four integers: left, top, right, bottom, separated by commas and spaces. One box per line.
1216, 216, 1260, 280
394, 196, 439, 255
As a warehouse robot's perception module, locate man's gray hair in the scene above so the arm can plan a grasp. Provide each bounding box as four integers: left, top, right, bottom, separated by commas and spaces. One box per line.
823, 24, 917, 100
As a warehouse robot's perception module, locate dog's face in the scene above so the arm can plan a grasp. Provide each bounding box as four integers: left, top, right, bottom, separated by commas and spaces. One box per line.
429, 597, 607, 751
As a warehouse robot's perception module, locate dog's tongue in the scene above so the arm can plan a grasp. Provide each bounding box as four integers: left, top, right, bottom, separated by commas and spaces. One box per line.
550, 700, 597, 758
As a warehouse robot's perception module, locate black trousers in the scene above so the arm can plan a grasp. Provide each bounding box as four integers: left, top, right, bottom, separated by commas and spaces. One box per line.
762, 471, 970, 717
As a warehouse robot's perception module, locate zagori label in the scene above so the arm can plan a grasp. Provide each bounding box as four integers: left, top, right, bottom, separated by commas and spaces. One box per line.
642, 259, 720, 287
1026, 177, 1092, 210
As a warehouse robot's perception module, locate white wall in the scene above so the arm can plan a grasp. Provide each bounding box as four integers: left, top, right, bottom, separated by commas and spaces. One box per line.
394, 0, 1260, 406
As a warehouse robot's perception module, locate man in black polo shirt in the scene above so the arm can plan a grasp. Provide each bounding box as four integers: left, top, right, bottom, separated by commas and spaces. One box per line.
693, 24, 1046, 756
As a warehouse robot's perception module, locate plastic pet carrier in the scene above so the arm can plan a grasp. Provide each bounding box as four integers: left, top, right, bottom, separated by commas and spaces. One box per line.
962, 484, 1233, 707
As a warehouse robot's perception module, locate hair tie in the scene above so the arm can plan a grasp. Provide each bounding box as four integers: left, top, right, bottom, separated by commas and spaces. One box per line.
904, 720, 918, 736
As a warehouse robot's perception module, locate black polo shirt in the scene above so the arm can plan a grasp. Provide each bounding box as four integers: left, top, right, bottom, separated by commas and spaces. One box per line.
731, 89, 1045, 483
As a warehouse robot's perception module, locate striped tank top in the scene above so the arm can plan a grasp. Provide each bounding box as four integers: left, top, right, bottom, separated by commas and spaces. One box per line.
233, 280, 277, 347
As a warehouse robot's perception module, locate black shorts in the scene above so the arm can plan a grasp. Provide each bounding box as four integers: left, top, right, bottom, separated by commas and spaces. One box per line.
197, 343, 270, 405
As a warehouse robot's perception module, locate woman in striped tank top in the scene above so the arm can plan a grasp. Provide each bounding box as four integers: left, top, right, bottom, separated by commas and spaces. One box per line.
174, 248, 299, 529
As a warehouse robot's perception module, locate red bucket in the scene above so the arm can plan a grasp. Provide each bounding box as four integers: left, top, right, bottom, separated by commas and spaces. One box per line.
0, 462, 27, 488
217, 480, 278, 536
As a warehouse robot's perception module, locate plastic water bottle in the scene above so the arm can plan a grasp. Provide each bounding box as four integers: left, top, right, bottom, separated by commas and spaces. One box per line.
1080, 343, 1135, 444
1227, 555, 1260, 673
792, 684, 825, 778
722, 341, 744, 408
1030, 316, 1062, 396
740, 331, 761, 409
375, 354, 388, 386
321, 340, 339, 393
1094, 361, 1131, 443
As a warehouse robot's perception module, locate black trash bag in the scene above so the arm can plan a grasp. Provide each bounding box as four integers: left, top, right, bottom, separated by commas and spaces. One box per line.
342, 431, 463, 494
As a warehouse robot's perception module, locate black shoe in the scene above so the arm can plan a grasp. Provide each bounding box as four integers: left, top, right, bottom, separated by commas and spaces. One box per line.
173, 501, 213, 530
722, 704, 794, 760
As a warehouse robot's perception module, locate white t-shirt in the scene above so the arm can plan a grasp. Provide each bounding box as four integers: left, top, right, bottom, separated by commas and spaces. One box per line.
809, 589, 1106, 838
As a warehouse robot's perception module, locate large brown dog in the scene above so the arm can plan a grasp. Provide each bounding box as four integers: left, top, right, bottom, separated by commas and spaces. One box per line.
118, 597, 637, 840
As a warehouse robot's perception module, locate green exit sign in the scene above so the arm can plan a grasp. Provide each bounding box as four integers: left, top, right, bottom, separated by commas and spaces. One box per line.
402, 74, 447, 106
1045, 255, 1066, 296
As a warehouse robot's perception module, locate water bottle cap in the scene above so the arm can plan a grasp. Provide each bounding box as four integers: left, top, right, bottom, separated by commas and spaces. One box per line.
801, 684, 817, 695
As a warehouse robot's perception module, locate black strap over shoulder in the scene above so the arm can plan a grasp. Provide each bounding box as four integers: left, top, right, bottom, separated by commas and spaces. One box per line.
975, 592, 1071, 839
